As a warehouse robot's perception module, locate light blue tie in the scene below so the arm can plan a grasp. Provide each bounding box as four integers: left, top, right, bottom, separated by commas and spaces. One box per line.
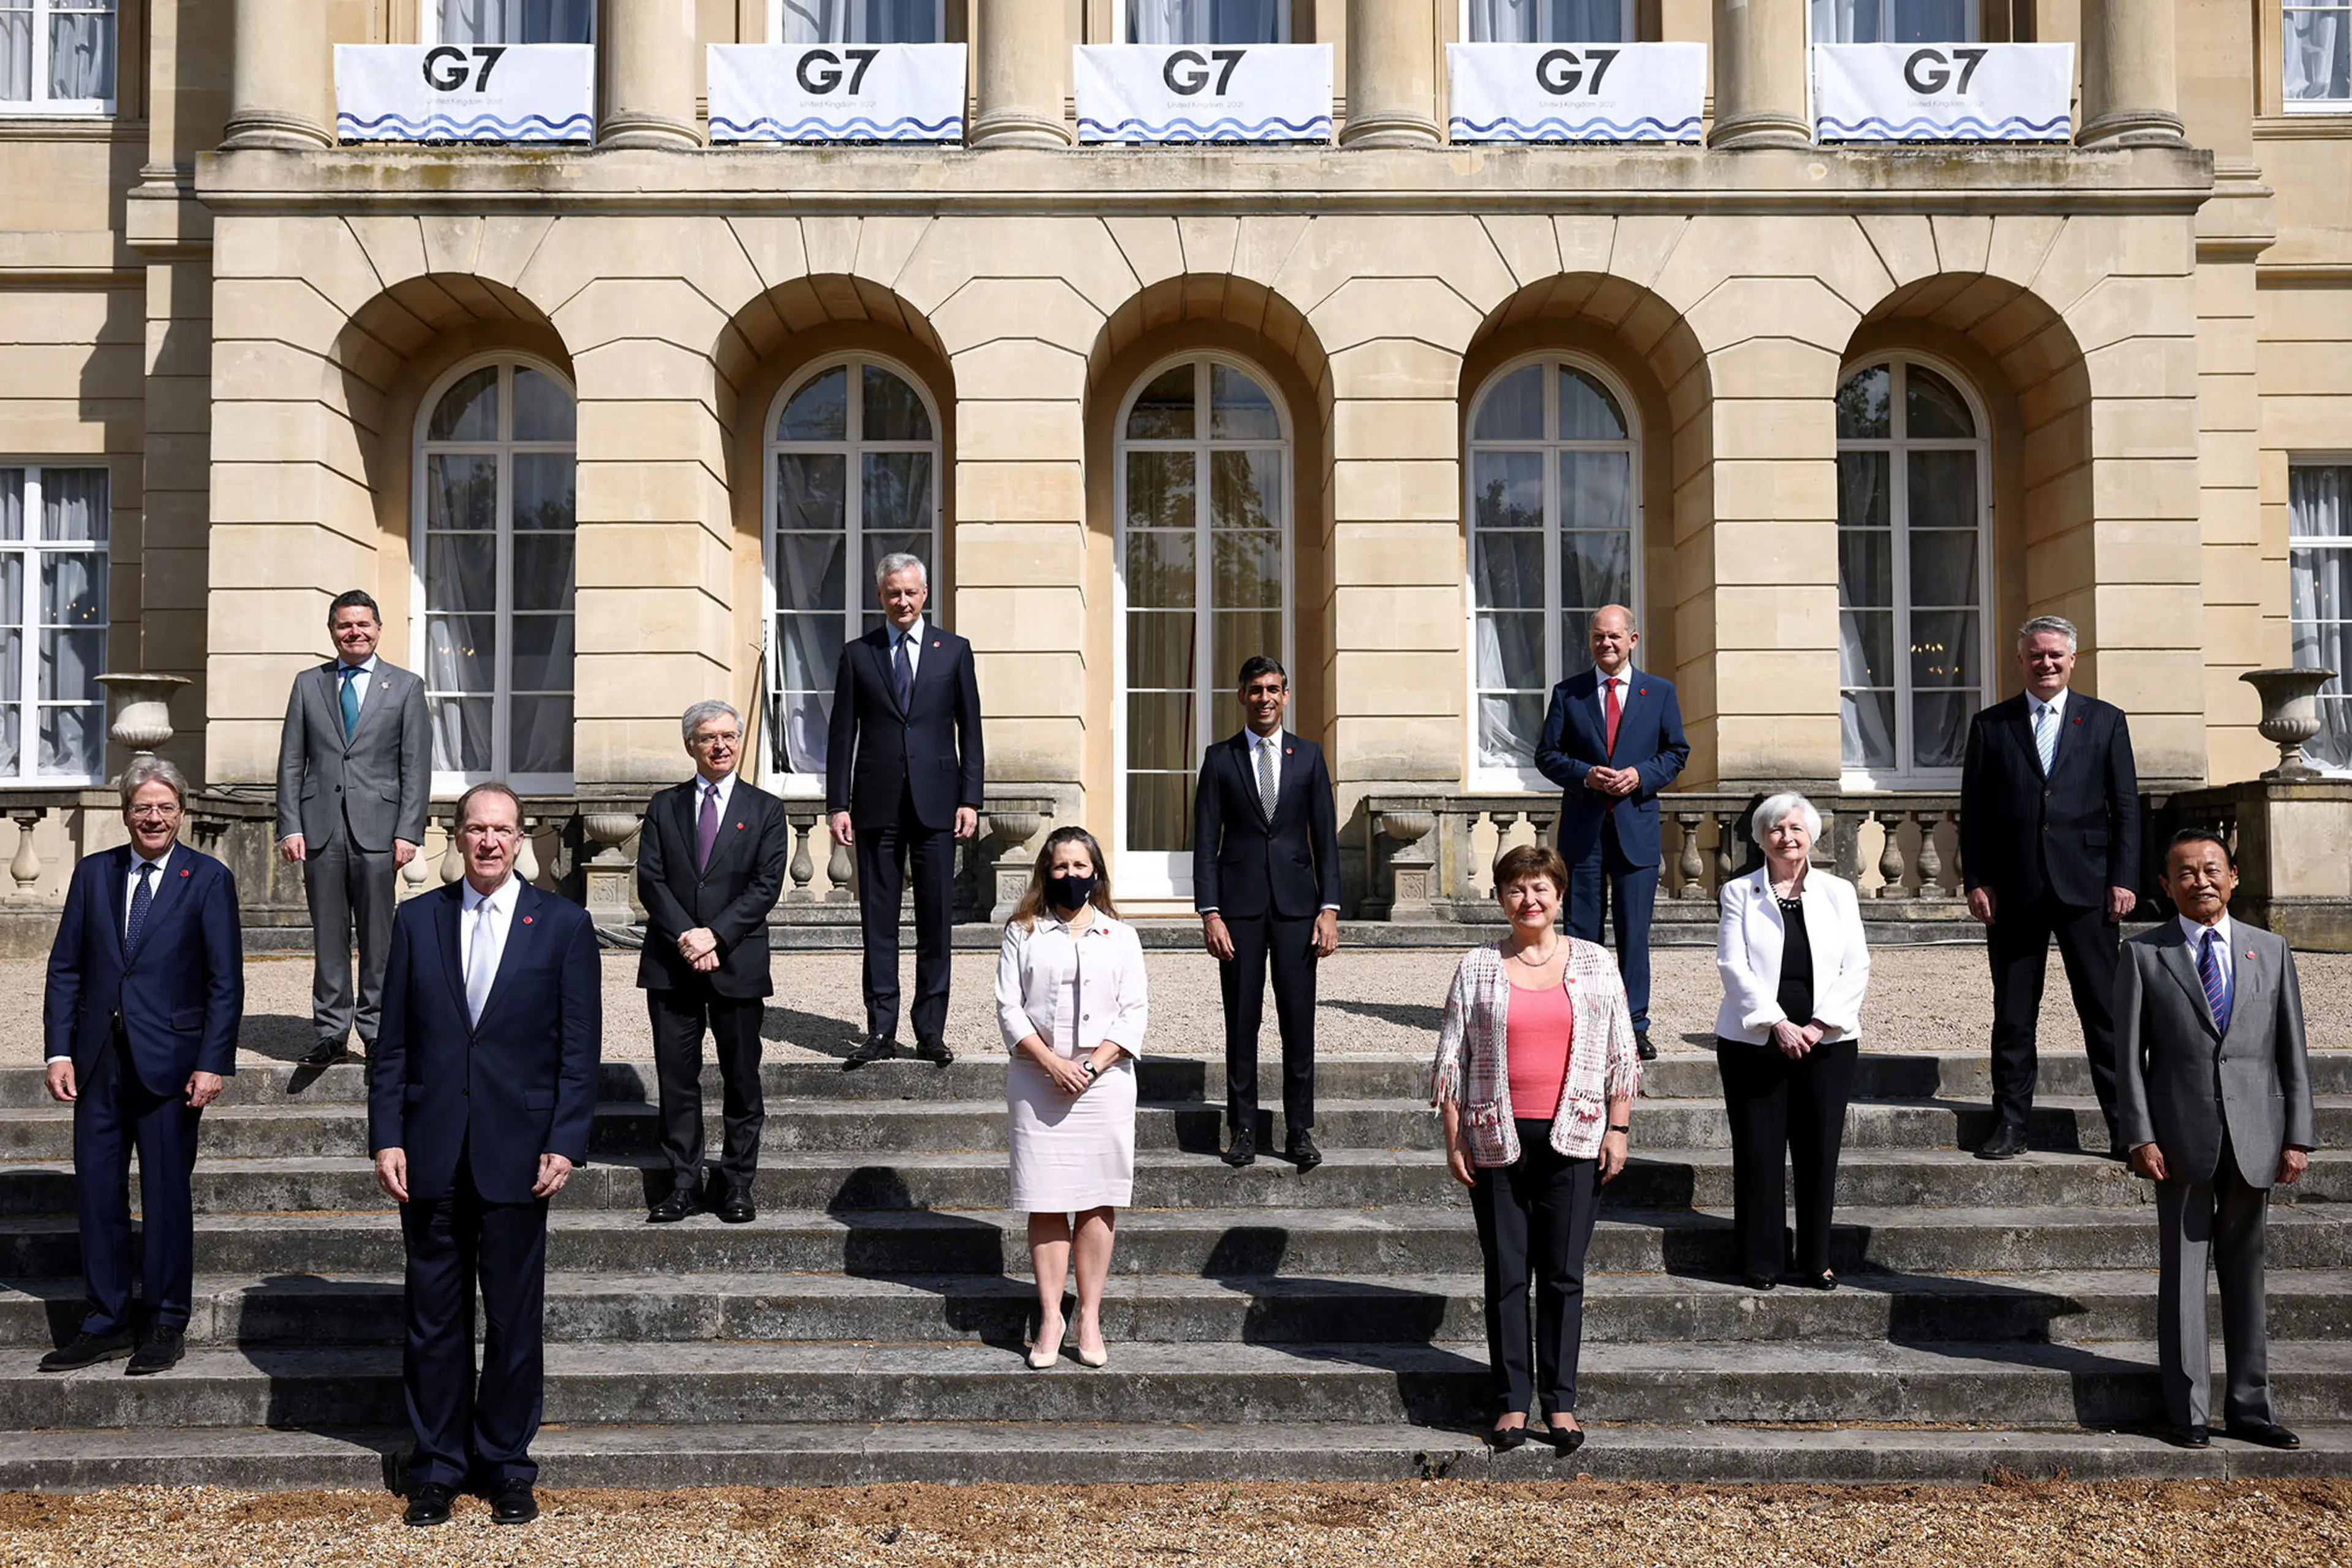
2034, 703, 2057, 774
338, 666, 362, 739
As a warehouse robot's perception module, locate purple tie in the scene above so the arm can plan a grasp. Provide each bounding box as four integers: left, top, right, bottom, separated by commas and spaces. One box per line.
695, 782, 720, 872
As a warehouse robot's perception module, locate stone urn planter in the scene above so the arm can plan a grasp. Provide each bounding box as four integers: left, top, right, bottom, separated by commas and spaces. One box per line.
2240, 666, 2337, 779
94, 672, 191, 773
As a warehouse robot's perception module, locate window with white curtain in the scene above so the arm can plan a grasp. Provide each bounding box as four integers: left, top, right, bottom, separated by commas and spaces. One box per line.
2290, 461, 2352, 770
0, 464, 108, 784
2286, 2, 2352, 106
1463, 0, 1630, 42
1123, 0, 1286, 44
415, 360, 578, 794
1465, 358, 1638, 782
774, 0, 943, 42
1836, 358, 1990, 784
0, 1, 117, 114
1809, 0, 1977, 41
429, 0, 595, 44
766, 358, 941, 790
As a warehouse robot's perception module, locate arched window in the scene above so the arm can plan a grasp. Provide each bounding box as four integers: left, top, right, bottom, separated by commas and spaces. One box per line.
414, 357, 577, 794
1115, 355, 1289, 896
1836, 356, 1990, 785
1464, 356, 1638, 783
765, 356, 941, 787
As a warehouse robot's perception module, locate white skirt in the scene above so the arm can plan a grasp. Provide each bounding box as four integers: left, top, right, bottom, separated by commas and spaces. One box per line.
1006, 1054, 1137, 1212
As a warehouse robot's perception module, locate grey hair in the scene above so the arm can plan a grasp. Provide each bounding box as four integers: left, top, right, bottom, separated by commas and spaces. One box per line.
2017, 614, 2079, 654
1751, 791, 1822, 846
682, 700, 741, 742
120, 756, 189, 809
873, 552, 928, 590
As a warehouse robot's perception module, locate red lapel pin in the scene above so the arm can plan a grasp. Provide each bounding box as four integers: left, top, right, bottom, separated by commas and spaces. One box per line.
1639, 688, 1648, 696
736, 822, 746, 831
522, 915, 533, 925
179, 869, 190, 878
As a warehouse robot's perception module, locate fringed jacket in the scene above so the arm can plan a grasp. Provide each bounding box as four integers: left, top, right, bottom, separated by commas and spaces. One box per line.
1428, 938, 1641, 1167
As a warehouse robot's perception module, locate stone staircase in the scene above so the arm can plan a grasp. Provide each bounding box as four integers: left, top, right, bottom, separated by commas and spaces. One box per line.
0, 1049, 2349, 1489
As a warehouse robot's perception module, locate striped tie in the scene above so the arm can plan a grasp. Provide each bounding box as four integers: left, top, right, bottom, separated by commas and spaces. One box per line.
2034, 703, 2057, 774
2198, 928, 2231, 1036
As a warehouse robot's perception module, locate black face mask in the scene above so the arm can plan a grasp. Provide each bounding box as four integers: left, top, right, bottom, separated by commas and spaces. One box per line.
1047, 873, 1096, 912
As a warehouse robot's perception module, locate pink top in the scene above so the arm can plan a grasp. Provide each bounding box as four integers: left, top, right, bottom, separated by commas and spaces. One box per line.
1504, 981, 1575, 1121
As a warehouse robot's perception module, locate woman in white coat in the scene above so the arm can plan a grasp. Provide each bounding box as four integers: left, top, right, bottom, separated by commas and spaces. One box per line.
997, 826, 1148, 1369
1714, 792, 1871, 1292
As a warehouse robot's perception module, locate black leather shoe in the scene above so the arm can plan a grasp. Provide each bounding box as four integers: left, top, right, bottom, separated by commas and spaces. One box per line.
844, 1035, 897, 1069
1487, 1423, 1528, 1452
2166, 1424, 2211, 1449
647, 1188, 701, 1224
1223, 1130, 1256, 1167
37, 1329, 134, 1372
2230, 1420, 2302, 1450
1742, 1275, 1779, 1292
1286, 1131, 1322, 1172
125, 1325, 184, 1376
490, 1479, 538, 1525
1545, 1421, 1586, 1455
300, 1041, 348, 1068
716, 1187, 756, 1224
913, 1036, 954, 1066
1635, 1030, 1657, 1061
404, 1482, 455, 1528
1975, 1125, 2028, 1161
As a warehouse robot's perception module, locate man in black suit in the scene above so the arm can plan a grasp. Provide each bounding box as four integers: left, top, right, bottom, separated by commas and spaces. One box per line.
1959, 614, 2141, 1161
636, 699, 789, 1224
827, 552, 984, 1068
371, 782, 600, 1528
1194, 655, 1341, 1170
40, 758, 243, 1377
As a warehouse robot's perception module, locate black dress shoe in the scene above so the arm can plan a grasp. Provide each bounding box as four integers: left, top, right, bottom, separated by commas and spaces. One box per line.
1545, 1422, 1586, 1455
913, 1036, 954, 1066
404, 1482, 455, 1528
1487, 1423, 1529, 1452
2230, 1420, 2302, 1450
2166, 1424, 2212, 1449
125, 1325, 184, 1376
1975, 1125, 2028, 1161
300, 1041, 348, 1068
844, 1035, 897, 1069
1742, 1275, 1778, 1292
647, 1188, 701, 1224
716, 1187, 756, 1224
490, 1478, 538, 1525
37, 1329, 134, 1372
1286, 1131, 1322, 1171
1804, 1270, 1838, 1292
1223, 1130, 1256, 1167
1635, 1030, 1657, 1062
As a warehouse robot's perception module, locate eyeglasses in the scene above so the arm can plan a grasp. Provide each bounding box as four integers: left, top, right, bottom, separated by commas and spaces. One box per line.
127, 805, 182, 822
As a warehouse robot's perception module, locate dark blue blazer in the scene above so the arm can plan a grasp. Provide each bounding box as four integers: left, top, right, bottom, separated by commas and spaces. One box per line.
824, 624, 986, 832
368, 879, 601, 1206
1959, 691, 2140, 910
1191, 732, 1341, 922
1535, 668, 1691, 869
43, 843, 243, 1096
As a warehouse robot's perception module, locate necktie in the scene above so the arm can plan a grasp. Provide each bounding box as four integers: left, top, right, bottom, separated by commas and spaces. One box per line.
466, 900, 496, 1025
1257, 734, 1278, 820
126, 862, 154, 952
2035, 703, 2057, 774
1604, 677, 1623, 756
339, 666, 361, 739
2199, 928, 2232, 1036
892, 631, 914, 710
695, 780, 720, 872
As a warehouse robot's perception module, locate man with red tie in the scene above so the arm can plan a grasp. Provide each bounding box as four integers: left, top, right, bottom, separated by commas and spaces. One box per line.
1536, 605, 1690, 1061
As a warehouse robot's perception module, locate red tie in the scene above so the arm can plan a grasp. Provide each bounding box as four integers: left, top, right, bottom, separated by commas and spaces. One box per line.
1604, 677, 1623, 756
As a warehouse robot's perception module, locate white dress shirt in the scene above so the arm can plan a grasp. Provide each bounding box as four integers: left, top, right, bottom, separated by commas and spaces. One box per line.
48, 845, 177, 1064
1592, 665, 1637, 729
889, 618, 926, 682
2027, 686, 2069, 763
461, 872, 524, 1009
334, 654, 378, 717
690, 769, 736, 820
2180, 912, 2234, 998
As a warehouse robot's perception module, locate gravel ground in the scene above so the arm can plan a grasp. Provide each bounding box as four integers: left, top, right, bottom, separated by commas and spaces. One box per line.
0, 1478, 2344, 1566
2, 945, 2349, 1067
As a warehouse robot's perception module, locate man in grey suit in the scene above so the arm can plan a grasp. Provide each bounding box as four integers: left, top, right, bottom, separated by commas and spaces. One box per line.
2115, 827, 2316, 1451
277, 590, 431, 1068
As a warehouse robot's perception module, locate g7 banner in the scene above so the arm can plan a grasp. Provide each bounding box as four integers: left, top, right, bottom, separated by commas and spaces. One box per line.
1446, 42, 1705, 143
333, 44, 595, 143
1811, 43, 2075, 141
1074, 44, 1333, 144
707, 43, 968, 143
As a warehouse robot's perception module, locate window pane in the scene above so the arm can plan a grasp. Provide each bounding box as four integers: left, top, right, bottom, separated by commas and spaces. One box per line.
1212, 611, 1283, 692
1474, 530, 1544, 612
1478, 693, 1547, 768
862, 450, 934, 534
1128, 609, 1195, 688
40, 551, 104, 633
1840, 609, 1894, 688
1473, 366, 1544, 440
39, 468, 107, 541
777, 611, 843, 695
1126, 450, 1196, 534
0, 631, 15, 775
1836, 366, 1891, 439
1212, 449, 1281, 532
1842, 688, 1898, 772
774, 530, 846, 615
2286, 9, 2352, 101
425, 616, 496, 693
1891, 0, 1970, 43
864, 534, 929, 592
777, 453, 848, 533
778, 368, 849, 442
426, 535, 497, 616
2290, 466, 2352, 769
429, 696, 493, 772
48, 0, 114, 101
1905, 365, 1975, 439
0, 10, 29, 101
1561, 450, 1630, 531
510, 615, 574, 691
1125, 0, 1281, 45
440, 0, 594, 45
1472, 450, 1542, 531
1559, 368, 1627, 440
1474, 611, 1544, 693
512, 368, 575, 443
861, 364, 933, 442
426, 454, 498, 532
39, 628, 102, 701
1210, 364, 1281, 441
1127, 529, 1196, 608
781, 0, 942, 44
2290, 465, 2352, 539
1211, 531, 1281, 609
1837, 450, 1891, 532
429, 368, 499, 442
0, 554, 18, 627
512, 453, 575, 531
1912, 692, 1970, 771
1126, 691, 1197, 770
510, 695, 573, 774
511, 536, 575, 614
1839, 527, 1893, 611
0, 469, 20, 539
39, 703, 100, 777
1126, 771, 1193, 854
1909, 609, 1980, 691
1127, 367, 1196, 441
1562, 529, 1632, 615
1909, 529, 1980, 608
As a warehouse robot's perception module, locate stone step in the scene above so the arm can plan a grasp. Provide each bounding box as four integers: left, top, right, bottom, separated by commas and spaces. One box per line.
1635, 1050, 2352, 1101
10, 1338, 2352, 1431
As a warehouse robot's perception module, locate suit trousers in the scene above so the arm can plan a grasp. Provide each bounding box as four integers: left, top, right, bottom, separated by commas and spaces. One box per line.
1218, 912, 1317, 1139
647, 986, 766, 1195
1987, 892, 2122, 1140
72, 1025, 203, 1336
303, 829, 398, 1050
1715, 1037, 1859, 1279
1471, 1121, 1602, 1417
854, 786, 956, 1044
2155, 1137, 2277, 1431
1563, 813, 1660, 1032
400, 1153, 550, 1490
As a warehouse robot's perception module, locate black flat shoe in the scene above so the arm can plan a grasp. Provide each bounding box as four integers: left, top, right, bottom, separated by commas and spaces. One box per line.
125, 1325, 184, 1376
1545, 1422, 1586, 1455
1805, 1270, 1838, 1292
913, 1037, 954, 1065
404, 1482, 454, 1528
489, 1478, 538, 1525
844, 1036, 897, 1069
1635, 1030, 1657, 1061
1487, 1424, 1529, 1452
1742, 1275, 1778, 1292
299, 1041, 348, 1068
647, 1189, 701, 1224
1286, 1131, 1322, 1172
2230, 1420, 2302, 1450
2166, 1424, 2212, 1449
1223, 1131, 1256, 1168
715, 1188, 756, 1224
1976, 1125, 2028, 1161
37, 1329, 134, 1372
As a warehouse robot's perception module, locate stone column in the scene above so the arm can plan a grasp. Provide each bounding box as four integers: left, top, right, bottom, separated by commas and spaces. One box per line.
601, 0, 703, 148
1707, 0, 1809, 149
222, 0, 333, 149
971, 0, 1073, 148
1338, 0, 1440, 147
2078, 0, 2187, 146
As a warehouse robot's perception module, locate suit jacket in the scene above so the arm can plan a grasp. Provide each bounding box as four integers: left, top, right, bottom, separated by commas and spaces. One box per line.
824, 625, 985, 832
1534, 668, 1691, 868
368, 880, 601, 1205
1959, 691, 2140, 910
1191, 731, 1341, 922
635, 776, 790, 998
1713, 868, 1871, 1046
2114, 919, 2316, 1191
275, 658, 431, 853
43, 843, 244, 1096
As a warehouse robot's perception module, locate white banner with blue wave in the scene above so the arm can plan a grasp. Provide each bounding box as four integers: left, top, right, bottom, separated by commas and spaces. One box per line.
1074, 44, 1332, 144
1811, 43, 2074, 142
334, 44, 595, 145
707, 44, 967, 143
1446, 42, 1704, 143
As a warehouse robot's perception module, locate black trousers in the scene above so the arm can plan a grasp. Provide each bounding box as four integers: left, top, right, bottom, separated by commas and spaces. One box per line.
1987, 892, 2121, 1139
400, 1155, 550, 1490
855, 786, 956, 1044
647, 986, 766, 1196
1470, 1121, 1602, 1417
1218, 912, 1317, 1139
73, 1027, 202, 1336
1714, 1037, 1858, 1280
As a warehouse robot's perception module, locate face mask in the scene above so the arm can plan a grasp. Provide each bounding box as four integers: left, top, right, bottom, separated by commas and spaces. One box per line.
1047, 873, 1096, 912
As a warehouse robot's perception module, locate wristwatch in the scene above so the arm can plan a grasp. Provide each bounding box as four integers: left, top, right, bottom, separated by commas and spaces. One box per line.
1082, 1061, 1101, 1082
1607, 1123, 1630, 1135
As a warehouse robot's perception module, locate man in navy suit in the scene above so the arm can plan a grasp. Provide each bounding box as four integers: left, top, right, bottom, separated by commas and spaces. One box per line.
826, 552, 984, 1068
371, 782, 600, 1528
1194, 655, 1343, 1170
40, 757, 243, 1376
1536, 605, 1690, 1061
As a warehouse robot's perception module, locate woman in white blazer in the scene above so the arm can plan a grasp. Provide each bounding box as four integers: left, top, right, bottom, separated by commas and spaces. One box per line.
997, 826, 1148, 1370
1714, 792, 1870, 1292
